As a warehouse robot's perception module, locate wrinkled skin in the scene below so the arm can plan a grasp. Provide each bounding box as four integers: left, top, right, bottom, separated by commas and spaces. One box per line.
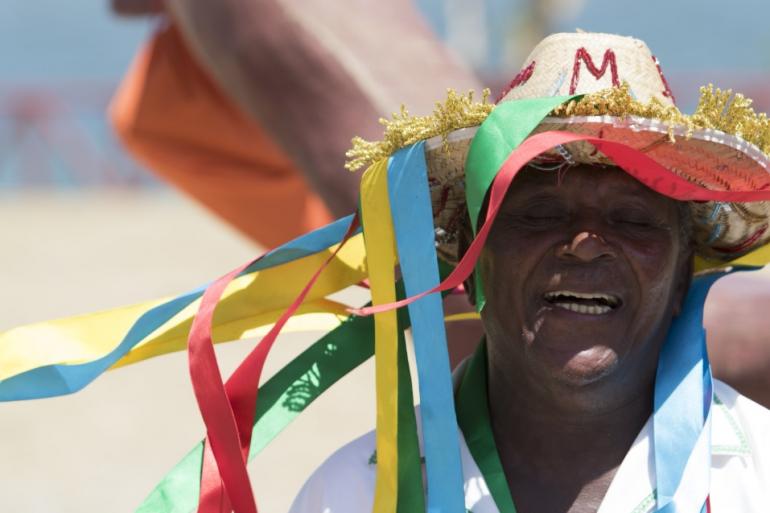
467, 164, 693, 513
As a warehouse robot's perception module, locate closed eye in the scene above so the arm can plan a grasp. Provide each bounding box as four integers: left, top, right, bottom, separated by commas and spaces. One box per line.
617, 218, 654, 227
502, 211, 568, 229
609, 210, 665, 230
511, 201, 569, 224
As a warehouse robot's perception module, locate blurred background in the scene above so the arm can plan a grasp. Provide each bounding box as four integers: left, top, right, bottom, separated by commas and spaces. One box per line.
2, 1, 770, 512
3, 0, 770, 191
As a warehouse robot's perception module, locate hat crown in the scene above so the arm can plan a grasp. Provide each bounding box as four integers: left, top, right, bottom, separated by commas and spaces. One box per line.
498, 32, 676, 106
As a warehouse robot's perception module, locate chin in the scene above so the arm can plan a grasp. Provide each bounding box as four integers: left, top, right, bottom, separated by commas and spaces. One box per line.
542, 346, 620, 387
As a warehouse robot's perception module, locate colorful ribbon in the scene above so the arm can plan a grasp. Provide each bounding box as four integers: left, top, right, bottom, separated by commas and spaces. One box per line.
455, 341, 517, 513
464, 95, 581, 308
0, 215, 366, 401
388, 143, 465, 512
137, 276, 461, 513
652, 268, 760, 512
464, 96, 579, 232
394, 316, 426, 513
188, 215, 361, 513
360, 158, 405, 512
138, 312, 379, 513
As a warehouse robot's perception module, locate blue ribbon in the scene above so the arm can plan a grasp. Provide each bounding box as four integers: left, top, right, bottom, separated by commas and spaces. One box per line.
653, 267, 758, 512
388, 143, 466, 512
0, 215, 361, 401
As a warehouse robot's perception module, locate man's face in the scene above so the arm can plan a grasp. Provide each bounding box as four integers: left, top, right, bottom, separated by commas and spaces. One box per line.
479, 164, 691, 392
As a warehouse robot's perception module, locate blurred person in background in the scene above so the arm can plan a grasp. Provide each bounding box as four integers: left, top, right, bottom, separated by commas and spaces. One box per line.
109, 0, 770, 409
108, 0, 486, 370
109, 0, 479, 242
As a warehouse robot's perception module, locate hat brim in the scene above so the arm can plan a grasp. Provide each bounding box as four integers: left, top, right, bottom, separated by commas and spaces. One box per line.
424, 116, 770, 264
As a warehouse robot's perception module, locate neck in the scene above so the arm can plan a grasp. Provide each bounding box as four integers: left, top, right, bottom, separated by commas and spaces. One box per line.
487, 353, 652, 471
485, 353, 654, 512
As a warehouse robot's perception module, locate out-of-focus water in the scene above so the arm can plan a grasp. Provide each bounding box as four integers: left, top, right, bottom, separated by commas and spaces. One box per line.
2, 0, 151, 82
3, 0, 770, 187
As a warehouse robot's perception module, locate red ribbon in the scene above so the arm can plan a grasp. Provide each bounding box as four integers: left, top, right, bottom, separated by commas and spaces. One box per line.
188, 216, 360, 513
351, 130, 770, 318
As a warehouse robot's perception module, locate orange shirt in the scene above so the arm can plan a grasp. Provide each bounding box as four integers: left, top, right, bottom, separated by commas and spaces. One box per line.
110, 22, 332, 249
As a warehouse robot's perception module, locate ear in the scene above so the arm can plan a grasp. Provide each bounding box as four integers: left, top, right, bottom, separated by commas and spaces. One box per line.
672, 250, 694, 317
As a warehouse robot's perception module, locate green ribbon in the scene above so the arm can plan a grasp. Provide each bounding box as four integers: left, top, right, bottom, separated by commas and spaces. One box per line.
396, 316, 426, 513
455, 341, 517, 513
464, 95, 580, 309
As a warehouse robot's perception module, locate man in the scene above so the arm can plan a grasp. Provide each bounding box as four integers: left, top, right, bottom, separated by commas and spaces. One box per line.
289, 32, 770, 512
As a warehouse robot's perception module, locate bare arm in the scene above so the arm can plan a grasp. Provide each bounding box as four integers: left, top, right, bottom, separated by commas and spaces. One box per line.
164, 0, 480, 216
706, 273, 770, 408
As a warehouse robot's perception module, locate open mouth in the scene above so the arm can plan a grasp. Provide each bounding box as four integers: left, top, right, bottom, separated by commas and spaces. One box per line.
543, 290, 622, 315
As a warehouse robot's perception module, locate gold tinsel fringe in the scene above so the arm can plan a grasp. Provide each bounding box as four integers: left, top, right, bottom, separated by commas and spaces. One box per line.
346, 83, 770, 171
345, 89, 493, 171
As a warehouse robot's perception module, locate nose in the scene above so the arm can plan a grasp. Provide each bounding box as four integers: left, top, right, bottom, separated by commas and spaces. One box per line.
556, 231, 617, 263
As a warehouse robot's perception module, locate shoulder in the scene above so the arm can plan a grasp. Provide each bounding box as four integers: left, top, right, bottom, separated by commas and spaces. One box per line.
288, 430, 377, 513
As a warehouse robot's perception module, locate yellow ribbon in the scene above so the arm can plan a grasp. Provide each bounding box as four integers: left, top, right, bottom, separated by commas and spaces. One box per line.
361, 158, 400, 513
113, 301, 349, 369
0, 236, 367, 380
444, 311, 482, 322
694, 242, 770, 273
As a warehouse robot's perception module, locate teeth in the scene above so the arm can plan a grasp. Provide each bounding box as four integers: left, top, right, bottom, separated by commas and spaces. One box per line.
544, 290, 620, 307
553, 302, 612, 315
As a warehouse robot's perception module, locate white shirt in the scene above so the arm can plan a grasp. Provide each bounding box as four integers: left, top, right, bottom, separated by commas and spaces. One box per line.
289, 381, 770, 512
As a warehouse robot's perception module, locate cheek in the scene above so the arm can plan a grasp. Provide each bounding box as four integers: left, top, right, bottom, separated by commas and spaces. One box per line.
623, 238, 681, 313
480, 248, 543, 324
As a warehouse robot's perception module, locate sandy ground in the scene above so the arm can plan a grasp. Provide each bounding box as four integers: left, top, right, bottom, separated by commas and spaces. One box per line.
0, 190, 376, 513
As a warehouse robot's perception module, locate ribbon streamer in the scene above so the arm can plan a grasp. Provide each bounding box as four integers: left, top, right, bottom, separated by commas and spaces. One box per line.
138, 276, 462, 513
0, 215, 365, 401
388, 143, 465, 512
137, 312, 379, 513
360, 158, 403, 512
138, 279, 461, 513
187, 216, 360, 513
394, 317, 426, 513
652, 268, 759, 512
455, 342, 517, 513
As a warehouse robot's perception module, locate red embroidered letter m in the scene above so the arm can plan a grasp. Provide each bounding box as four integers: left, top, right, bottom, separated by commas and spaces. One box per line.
569, 48, 619, 94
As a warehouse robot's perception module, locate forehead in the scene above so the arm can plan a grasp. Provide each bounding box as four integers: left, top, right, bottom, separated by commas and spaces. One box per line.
506, 164, 675, 204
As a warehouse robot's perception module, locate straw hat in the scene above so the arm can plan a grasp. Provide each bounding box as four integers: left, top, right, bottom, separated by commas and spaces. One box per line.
347, 32, 770, 264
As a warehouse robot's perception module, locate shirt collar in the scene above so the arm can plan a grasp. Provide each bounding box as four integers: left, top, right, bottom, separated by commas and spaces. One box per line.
711, 393, 751, 457
596, 386, 751, 513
